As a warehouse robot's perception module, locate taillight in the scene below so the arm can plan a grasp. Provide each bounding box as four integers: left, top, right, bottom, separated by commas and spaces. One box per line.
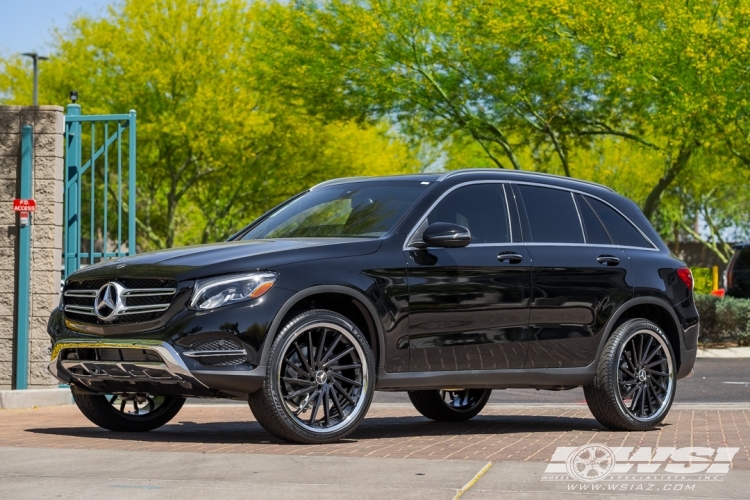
677, 267, 693, 291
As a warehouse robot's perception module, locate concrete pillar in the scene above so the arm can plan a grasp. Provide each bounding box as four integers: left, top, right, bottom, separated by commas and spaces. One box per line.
0, 106, 64, 389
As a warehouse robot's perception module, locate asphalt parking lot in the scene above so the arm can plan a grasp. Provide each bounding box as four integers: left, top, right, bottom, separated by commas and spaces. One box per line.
1, 357, 748, 499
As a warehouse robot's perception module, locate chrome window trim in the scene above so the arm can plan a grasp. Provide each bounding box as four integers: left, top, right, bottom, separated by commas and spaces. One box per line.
403, 179, 659, 251
501, 184, 513, 243
403, 180, 513, 251
571, 191, 586, 243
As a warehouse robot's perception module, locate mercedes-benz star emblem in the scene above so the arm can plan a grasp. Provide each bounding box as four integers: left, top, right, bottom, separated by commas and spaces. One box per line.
94, 282, 125, 321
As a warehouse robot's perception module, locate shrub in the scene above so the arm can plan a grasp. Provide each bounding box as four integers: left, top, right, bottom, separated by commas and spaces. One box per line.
694, 294, 750, 347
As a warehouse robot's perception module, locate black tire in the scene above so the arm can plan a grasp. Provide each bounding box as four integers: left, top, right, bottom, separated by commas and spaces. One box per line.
584, 318, 676, 431
408, 389, 491, 422
72, 391, 185, 432
248, 309, 376, 444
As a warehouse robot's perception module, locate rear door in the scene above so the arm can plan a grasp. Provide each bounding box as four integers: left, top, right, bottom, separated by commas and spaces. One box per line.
514, 184, 632, 369
406, 182, 532, 371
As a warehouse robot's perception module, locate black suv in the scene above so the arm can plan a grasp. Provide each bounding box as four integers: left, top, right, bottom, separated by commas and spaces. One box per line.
48, 169, 699, 444
725, 243, 750, 298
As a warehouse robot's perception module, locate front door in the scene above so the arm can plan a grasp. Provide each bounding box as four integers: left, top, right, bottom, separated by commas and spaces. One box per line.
406, 183, 532, 371
513, 184, 633, 369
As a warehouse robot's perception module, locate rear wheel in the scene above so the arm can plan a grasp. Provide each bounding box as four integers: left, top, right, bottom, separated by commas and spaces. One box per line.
408, 389, 491, 422
72, 391, 185, 432
249, 309, 375, 444
584, 318, 676, 431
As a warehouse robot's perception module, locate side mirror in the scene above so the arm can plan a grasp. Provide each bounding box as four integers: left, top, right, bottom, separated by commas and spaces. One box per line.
422, 222, 471, 248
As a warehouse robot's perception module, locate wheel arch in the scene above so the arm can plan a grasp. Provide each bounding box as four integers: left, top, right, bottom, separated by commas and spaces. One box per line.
259, 285, 384, 371
597, 297, 684, 371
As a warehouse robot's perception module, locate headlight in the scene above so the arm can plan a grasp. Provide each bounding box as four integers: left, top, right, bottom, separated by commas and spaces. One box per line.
189, 272, 278, 310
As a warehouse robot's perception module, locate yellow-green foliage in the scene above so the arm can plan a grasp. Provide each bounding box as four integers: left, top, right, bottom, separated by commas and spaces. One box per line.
3, 0, 750, 256
691, 267, 713, 295
0, 0, 419, 250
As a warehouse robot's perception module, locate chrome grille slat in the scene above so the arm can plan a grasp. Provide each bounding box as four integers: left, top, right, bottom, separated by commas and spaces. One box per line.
63, 290, 98, 298
121, 288, 176, 297
117, 304, 171, 314
64, 305, 96, 315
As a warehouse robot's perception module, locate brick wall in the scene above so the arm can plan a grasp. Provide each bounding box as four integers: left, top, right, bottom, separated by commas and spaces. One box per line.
0, 106, 64, 389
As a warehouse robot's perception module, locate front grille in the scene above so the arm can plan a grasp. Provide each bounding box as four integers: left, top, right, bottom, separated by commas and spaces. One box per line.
62, 278, 178, 325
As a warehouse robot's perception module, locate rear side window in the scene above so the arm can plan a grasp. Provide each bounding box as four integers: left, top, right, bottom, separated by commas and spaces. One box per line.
518, 185, 584, 243
736, 248, 750, 271
428, 184, 510, 243
585, 197, 652, 248
575, 194, 611, 245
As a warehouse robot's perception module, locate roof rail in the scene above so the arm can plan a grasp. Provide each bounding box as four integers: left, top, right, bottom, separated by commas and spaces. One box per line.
310, 176, 372, 190
437, 168, 615, 192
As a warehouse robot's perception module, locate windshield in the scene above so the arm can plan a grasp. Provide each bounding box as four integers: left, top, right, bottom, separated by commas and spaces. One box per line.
241, 182, 428, 239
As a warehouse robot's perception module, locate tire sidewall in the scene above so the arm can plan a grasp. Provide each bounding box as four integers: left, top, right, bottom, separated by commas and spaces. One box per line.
608, 320, 676, 429
264, 310, 376, 443
73, 392, 185, 432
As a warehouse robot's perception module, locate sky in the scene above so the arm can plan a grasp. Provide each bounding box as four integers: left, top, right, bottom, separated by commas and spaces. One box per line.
0, 0, 109, 56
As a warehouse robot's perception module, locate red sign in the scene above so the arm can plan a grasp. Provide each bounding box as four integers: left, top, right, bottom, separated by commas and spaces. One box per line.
13, 199, 36, 212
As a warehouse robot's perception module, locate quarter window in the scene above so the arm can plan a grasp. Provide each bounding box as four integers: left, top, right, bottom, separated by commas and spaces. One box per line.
427, 184, 510, 243
518, 185, 584, 243
575, 194, 611, 245
585, 197, 652, 248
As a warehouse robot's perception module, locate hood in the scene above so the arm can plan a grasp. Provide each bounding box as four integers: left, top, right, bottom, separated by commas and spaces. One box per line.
68, 238, 382, 282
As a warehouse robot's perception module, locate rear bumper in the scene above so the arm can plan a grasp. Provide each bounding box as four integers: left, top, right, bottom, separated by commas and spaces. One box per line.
49, 339, 264, 399
676, 323, 699, 380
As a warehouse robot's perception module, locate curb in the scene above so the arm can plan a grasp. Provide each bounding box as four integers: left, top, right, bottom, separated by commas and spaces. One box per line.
0, 389, 73, 410
697, 347, 750, 358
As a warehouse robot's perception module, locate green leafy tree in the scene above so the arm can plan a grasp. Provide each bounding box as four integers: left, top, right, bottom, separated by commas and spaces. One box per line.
0, 0, 419, 250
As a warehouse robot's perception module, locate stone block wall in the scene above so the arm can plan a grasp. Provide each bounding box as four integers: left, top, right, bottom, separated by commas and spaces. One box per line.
0, 105, 64, 389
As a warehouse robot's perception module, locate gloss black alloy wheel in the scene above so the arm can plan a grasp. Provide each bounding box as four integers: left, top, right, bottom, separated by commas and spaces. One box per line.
249, 310, 375, 444
71, 390, 185, 432
408, 388, 491, 421
584, 318, 676, 431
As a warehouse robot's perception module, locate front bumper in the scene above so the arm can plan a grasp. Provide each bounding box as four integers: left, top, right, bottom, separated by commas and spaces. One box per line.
49, 339, 266, 398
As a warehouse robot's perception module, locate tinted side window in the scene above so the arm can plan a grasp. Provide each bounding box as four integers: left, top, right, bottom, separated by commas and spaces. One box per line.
518, 185, 583, 243
575, 194, 611, 245
428, 184, 509, 243
736, 248, 750, 271
586, 197, 652, 248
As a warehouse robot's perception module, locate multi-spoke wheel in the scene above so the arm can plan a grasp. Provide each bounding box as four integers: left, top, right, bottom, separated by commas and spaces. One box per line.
408, 388, 491, 421
249, 309, 375, 444
584, 318, 676, 431
71, 390, 185, 432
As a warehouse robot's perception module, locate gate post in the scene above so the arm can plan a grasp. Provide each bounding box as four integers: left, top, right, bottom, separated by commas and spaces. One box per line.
13, 126, 33, 389
128, 109, 136, 254
64, 104, 81, 276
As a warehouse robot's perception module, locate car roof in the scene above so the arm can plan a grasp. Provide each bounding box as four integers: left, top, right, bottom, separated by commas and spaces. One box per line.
310, 169, 614, 193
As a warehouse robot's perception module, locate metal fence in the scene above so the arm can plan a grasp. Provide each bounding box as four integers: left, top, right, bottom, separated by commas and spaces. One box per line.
63, 104, 136, 278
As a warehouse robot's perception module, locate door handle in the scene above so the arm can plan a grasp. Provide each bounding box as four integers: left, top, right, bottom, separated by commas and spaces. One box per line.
498, 252, 524, 263
597, 255, 620, 266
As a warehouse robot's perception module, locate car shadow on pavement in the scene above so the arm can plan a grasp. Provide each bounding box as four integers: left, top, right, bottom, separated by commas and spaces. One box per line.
24, 414, 652, 445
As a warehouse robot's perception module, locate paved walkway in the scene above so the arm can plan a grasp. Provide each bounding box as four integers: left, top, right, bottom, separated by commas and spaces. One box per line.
1, 403, 749, 467
2, 403, 749, 498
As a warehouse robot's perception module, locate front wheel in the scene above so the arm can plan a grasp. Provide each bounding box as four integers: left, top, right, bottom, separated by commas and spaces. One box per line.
249, 309, 375, 444
72, 391, 185, 432
584, 318, 676, 431
408, 389, 491, 422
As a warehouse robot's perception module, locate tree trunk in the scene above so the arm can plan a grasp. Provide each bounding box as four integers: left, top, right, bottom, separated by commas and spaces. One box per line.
642, 144, 694, 220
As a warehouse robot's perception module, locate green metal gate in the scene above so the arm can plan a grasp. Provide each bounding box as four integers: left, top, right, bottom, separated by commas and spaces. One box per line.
64, 104, 137, 277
